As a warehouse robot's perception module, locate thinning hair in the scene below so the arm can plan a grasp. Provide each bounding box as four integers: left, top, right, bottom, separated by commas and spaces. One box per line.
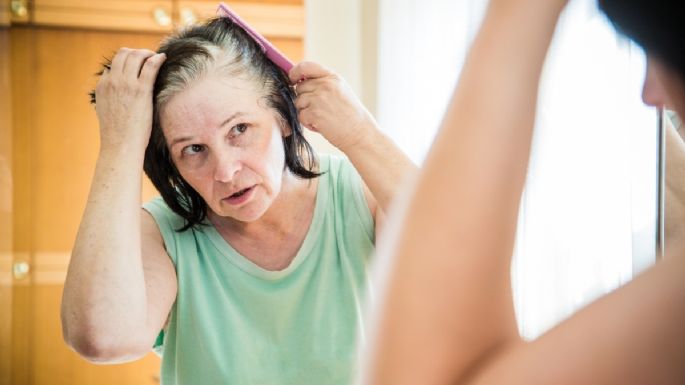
92, 17, 320, 231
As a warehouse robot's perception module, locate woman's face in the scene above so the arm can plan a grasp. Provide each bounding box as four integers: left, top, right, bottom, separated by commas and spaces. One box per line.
160, 73, 288, 222
642, 56, 685, 117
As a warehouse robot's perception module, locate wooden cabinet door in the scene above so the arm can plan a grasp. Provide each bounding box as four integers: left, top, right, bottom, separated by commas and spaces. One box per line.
1, 20, 14, 385
7, 25, 165, 385
1, 1, 305, 384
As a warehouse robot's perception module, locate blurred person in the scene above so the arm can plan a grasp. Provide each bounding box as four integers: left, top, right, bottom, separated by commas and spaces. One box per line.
362, 0, 685, 384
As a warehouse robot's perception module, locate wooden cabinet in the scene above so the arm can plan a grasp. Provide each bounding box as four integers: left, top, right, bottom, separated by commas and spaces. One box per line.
2, 0, 305, 37
177, 1, 304, 37
1, 0, 10, 26
173, 1, 305, 59
32, 0, 174, 32
0, 1, 304, 384
5, 25, 168, 385
1, 17, 13, 385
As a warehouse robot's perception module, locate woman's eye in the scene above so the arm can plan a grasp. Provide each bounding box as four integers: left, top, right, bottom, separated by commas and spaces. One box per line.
232, 123, 248, 136
182, 144, 204, 156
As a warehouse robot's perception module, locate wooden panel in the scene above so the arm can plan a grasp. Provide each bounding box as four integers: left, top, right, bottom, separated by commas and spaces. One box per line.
8, 0, 29, 25
177, 1, 304, 38
0, 0, 9, 27
0, 28, 11, 254
33, 285, 161, 385
0, 26, 11, 385
9, 250, 191, 285
23, 27, 163, 251
268, 37, 303, 63
33, 0, 174, 32
9, 24, 33, 385
11, 285, 30, 384
9, 26, 165, 384
10, 28, 32, 255
32, 252, 69, 285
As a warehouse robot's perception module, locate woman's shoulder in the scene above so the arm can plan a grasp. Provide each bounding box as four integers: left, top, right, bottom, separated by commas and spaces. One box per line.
143, 196, 177, 222
317, 153, 356, 180
142, 197, 189, 238
142, 196, 204, 264
315, 153, 374, 239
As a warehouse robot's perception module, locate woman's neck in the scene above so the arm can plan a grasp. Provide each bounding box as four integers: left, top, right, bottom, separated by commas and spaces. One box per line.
207, 170, 319, 271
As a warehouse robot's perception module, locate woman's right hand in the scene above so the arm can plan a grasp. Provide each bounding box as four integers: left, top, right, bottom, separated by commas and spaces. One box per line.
94, 48, 166, 150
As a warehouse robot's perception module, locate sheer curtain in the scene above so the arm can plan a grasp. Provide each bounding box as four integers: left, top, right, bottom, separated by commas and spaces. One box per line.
376, 0, 657, 338
376, 0, 488, 162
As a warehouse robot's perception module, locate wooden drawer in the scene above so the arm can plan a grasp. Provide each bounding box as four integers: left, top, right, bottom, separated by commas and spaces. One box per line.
3, 0, 25, 26
33, 0, 174, 32
1, 0, 9, 26
177, 1, 304, 38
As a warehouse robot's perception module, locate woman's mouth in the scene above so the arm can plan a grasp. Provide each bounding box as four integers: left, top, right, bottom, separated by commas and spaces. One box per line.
224, 186, 255, 206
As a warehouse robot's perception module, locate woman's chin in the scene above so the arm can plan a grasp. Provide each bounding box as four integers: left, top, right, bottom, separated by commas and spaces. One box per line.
211, 202, 269, 224
230, 210, 266, 223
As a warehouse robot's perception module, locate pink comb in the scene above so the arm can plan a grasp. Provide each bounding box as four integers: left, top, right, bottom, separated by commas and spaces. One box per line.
217, 2, 294, 73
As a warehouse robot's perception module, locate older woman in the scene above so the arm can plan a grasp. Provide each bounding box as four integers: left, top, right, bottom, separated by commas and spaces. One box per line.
363, 0, 685, 384
61, 17, 414, 385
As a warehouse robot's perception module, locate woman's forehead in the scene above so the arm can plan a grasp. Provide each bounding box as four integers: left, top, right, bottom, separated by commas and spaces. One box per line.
165, 75, 264, 114
160, 75, 273, 135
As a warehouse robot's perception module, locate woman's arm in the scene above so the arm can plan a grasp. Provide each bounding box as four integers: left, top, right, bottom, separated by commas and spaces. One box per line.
362, 1, 567, 384
288, 62, 417, 218
465, 251, 685, 385
61, 48, 177, 363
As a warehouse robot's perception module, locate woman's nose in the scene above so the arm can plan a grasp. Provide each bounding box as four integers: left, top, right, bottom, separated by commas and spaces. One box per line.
642, 58, 667, 108
212, 150, 241, 183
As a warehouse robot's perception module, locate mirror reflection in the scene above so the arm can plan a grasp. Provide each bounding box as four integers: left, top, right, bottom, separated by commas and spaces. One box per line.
0, 0, 674, 384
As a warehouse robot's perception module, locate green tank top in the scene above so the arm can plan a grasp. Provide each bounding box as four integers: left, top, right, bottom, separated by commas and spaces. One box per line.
143, 154, 375, 385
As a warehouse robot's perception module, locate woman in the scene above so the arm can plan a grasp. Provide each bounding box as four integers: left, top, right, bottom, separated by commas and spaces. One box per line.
363, 0, 684, 384
60, 17, 414, 384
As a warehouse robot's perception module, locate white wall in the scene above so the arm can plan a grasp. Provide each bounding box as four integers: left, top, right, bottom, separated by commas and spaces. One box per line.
302, 0, 378, 155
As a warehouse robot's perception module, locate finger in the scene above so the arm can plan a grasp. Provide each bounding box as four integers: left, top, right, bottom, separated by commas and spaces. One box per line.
122, 49, 157, 81
298, 109, 316, 131
138, 53, 167, 86
289, 61, 332, 84
296, 97, 323, 133
293, 79, 321, 96
294, 93, 312, 112
110, 47, 131, 75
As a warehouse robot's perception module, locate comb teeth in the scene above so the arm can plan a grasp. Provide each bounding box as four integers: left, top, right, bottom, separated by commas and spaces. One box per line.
217, 5, 266, 52
216, 2, 294, 73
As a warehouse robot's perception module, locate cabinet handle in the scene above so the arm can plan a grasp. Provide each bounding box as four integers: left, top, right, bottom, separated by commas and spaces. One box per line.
180, 7, 197, 26
10, 0, 28, 18
12, 261, 30, 280
152, 7, 172, 27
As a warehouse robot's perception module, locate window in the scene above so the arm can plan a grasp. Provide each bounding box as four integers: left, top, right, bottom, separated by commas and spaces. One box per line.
376, 0, 658, 338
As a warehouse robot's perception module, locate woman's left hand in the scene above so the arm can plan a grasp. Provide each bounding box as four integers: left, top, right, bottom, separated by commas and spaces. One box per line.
289, 61, 376, 151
